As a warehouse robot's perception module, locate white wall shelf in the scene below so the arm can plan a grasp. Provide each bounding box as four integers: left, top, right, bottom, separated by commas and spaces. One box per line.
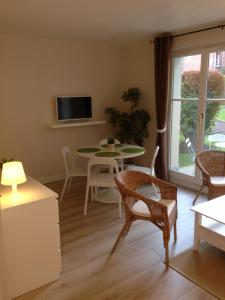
49, 120, 106, 129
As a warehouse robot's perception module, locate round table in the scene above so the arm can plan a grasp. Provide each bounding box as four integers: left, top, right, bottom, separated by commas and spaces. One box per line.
76, 144, 145, 203
215, 141, 225, 149
208, 133, 225, 149
76, 144, 145, 159
208, 133, 225, 143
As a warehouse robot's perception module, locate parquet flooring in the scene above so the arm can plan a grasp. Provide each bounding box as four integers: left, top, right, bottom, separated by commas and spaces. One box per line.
16, 177, 216, 300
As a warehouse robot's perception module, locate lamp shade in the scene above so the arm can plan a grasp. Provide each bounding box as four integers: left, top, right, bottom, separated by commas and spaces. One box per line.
1, 161, 26, 186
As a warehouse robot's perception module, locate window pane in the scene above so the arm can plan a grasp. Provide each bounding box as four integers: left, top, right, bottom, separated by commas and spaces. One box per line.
204, 102, 225, 150
207, 51, 225, 99
172, 55, 201, 99
170, 101, 197, 176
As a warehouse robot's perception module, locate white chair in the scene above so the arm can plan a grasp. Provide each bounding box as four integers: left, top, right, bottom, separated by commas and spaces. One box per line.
84, 157, 121, 217
60, 146, 86, 202
99, 138, 124, 170
125, 145, 160, 199
185, 137, 195, 161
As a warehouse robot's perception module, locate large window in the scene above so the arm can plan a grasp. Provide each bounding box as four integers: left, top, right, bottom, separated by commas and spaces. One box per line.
170, 48, 225, 182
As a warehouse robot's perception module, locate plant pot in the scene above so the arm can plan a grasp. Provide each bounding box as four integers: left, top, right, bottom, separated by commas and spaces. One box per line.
107, 144, 115, 151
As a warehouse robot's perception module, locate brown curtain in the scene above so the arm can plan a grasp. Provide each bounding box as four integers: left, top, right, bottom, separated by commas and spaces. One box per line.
154, 35, 172, 180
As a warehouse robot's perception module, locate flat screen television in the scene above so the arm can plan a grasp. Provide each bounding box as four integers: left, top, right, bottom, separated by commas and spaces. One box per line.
56, 96, 92, 121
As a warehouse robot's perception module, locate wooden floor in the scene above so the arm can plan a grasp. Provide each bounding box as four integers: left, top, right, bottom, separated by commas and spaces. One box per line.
16, 177, 217, 300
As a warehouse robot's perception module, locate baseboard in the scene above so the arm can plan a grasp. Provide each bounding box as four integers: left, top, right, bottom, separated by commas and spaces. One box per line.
36, 174, 65, 184
169, 173, 207, 195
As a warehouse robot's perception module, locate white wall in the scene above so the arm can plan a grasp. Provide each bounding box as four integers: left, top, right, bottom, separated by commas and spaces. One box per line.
121, 42, 156, 166
0, 34, 123, 182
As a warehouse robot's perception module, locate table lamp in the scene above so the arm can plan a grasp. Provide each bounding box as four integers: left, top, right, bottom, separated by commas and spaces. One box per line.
1, 161, 27, 197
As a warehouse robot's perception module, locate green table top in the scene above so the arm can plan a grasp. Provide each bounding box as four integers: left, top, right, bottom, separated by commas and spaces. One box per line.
121, 147, 144, 154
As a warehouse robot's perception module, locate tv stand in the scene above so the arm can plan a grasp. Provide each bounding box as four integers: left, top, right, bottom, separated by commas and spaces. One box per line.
49, 120, 106, 128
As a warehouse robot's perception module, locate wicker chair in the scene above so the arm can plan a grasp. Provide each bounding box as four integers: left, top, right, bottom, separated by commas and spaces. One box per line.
193, 150, 225, 205
111, 170, 178, 264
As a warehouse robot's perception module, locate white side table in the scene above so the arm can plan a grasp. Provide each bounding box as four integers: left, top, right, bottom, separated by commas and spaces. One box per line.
191, 196, 225, 252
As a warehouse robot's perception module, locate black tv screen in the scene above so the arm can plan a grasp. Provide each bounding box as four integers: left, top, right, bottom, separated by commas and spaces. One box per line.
56, 96, 92, 121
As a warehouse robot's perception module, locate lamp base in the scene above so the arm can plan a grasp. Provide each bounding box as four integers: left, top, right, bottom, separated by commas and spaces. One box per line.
11, 184, 19, 200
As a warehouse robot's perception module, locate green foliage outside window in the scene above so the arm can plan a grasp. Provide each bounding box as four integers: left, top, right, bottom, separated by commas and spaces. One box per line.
180, 70, 225, 144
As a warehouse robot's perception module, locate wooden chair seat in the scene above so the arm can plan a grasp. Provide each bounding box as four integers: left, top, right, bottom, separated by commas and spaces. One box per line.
210, 176, 225, 186
131, 199, 176, 218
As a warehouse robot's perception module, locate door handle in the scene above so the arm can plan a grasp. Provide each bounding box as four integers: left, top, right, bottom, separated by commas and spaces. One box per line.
199, 113, 204, 123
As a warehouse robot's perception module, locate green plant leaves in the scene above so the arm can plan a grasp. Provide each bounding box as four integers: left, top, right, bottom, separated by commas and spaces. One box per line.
180, 70, 224, 144
107, 137, 115, 144
0, 158, 14, 169
105, 88, 150, 146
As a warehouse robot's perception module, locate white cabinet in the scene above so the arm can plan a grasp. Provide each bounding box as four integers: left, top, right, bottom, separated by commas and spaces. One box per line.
0, 178, 61, 299
0, 212, 8, 300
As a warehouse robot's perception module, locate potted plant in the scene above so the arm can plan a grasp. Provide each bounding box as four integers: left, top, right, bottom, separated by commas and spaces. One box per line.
105, 87, 150, 146
107, 137, 115, 151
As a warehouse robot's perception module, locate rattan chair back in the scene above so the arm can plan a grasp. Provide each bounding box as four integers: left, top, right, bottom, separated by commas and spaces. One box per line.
193, 150, 225, 203
196, 150, 225, 178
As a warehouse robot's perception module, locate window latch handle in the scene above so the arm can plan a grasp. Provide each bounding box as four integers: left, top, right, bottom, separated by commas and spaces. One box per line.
199, 113, 204, 123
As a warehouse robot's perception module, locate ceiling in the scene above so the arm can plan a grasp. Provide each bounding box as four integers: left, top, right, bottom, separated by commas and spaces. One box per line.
0, 0, 225, 45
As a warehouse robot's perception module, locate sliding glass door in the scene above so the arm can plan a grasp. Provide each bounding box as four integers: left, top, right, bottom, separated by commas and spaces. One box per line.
170, 54, 201, 177
203, 51, 225, 152
169, 47, 225, 184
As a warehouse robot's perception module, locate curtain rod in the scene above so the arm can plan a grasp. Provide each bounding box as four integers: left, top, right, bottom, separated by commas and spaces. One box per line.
151, 23, 225, 43
173, 23, 225, 38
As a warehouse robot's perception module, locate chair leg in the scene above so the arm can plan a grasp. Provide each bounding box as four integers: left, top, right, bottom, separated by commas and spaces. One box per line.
164, 244, 169, 265
173, 222, 177, 242
193, 184, 204, 205
60, 177, 69, 202
120, 159, 124, 171
152, 183, 159, 200
94, 187, 97, 202
91, 187, 94, 203
67, 177, 72, 191
163, 230, 170, 265
118, 197, 122, 218
124, 220, 132, 235
111, 220, 132, 254
84, 184, 90, 215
